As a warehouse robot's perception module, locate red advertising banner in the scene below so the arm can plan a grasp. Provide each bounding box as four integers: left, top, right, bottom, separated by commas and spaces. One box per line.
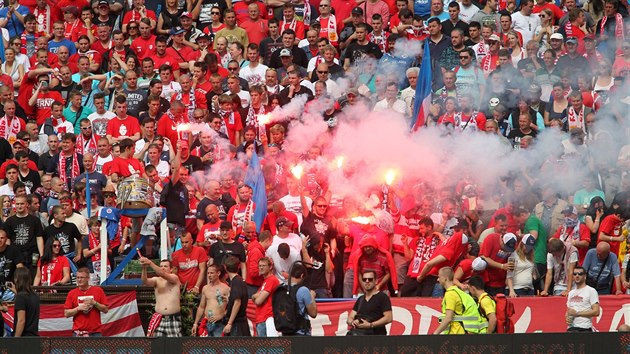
248, 295, 630, 335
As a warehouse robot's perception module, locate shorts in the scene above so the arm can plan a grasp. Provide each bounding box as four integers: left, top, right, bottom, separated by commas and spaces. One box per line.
153, 313, 182, 337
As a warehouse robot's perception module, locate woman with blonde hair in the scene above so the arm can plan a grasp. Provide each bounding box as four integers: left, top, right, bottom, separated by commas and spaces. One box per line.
506, 234, 538, 297
0, 195, 14, 224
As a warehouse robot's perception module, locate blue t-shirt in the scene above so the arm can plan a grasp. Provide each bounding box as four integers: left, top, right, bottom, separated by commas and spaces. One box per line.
296, 285, 313, 335
0, 5, 30, 38
49, 39, 77, 56
414, 0, 431, 17
582, 249, 620, 288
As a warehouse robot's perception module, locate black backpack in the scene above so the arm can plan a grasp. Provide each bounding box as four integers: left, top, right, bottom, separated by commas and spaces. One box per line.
272, 262, 311, 335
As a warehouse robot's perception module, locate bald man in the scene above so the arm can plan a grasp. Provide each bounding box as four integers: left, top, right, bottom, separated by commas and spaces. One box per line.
581, 242, 622, 295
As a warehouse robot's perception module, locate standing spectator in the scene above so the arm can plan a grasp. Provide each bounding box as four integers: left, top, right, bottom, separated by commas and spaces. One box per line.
565, 266, 599, 332
171, 232, 208, 294
581, 242, 623, 295
400, 217, 444, 297
140, 256, 182, 337
251, 257, 280, 336
0, 229, 23, 301
209, 221, 247, 275
346, 269, 393, 335
506, 234, 537, 297
553, 206, 591, 264
10, 267, 39, 336
223, 256, 251, 336
4, 195, 44, 269
511, 0, 540, 44
479, 232, 517, 296
192, 264, 230, 337
63, 267, 109, 336
245, 230, 273, 297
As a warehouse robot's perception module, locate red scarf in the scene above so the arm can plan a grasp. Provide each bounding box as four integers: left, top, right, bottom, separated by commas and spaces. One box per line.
33, 6, 52, 36
76, 133, 98, 156
600, 13, 625, 41
0, 115, 21, 144
231, 200, 254, 234
20, 31, 38, 56
64, 19, 80, 41
59, 150, 80, 190
567, 105, 585, 132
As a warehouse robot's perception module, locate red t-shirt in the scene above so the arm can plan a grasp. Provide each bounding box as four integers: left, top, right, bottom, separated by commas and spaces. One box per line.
91, 40, 112, 57
598, 214, 623, 257
157, 114, 191, 147
195, 81, 213, 97
254, 275, 280, 324
196, 220, 221, 251
29, 52, 59, 69
38, 256, 69, 285
153, 51, 182, 72
35, 91, 65, 125
106, 116, 141, 139
479, 232, 510, 288
234, 1, 267, 25
427, 232, 467, 277
131, 35, 157, 60
69, 50, 102, 70
488, 208, 520, 234
279, 19, 305, 39
241, 19, 269, 46
123, 9, 157, 26
222, 111, 243, 145
64, 285, 108, 333
172, 247, 208, 290
107, 156, 145, 178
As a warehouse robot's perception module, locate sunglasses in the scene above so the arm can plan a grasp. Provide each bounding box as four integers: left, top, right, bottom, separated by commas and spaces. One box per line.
319, 4, 329, 6
53, 244, 61, 248
211, 12, 221, 14
128, 26, 138, 29
104, 193, 115, 197
316, 204, 328, 208
317, 71, 328, 74
81, 126, 92, 130
459, 56, 470, 59
573, 272, 585, 276
362, 277, 375, 282
228, 67, 239, 71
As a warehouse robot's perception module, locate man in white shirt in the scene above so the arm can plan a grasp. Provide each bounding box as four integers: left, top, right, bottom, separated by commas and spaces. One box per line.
239, 44, 268, 86
87, 93, 116, 138
510, 0, 540, 44
565, 265, 599, 332
279, 177, 312, 227
374, 82, 407, 115
457, 0, 480, 24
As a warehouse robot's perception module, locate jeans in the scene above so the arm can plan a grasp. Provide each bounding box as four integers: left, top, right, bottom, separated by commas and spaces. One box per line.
343, 270, 354, 298
256, 322, 267, 337
206, 321, 225, 337
514, 288, 535, 296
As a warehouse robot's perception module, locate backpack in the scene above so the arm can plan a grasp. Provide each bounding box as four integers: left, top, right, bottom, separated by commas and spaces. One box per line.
478, 293, 515, 334
272, 283, 310, 335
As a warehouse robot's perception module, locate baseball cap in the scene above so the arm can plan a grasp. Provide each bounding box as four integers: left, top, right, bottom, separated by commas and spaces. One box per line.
522, 233, 536, 252
62, 5, 79, 17
11, 139, 26, 147
219, 221, 233, 230
461, 234, 469, 245
351, 7, 364, 15
488, 34, 500, 42
472, 257, 488, 271
98, 0, 110, 7
279, 48, 292, 57
180, 11, 192, 18
565, 36, 578, 44
197, 34, 211, 41
276, 216, 294, 228
562, 205, 578, 215
502, 233, 517, 253
550, 33, 564, 40
170, 26, 186, 35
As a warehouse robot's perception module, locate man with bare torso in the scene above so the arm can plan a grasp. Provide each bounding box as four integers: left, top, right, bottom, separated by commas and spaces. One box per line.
140, 256, 182, 337
192, 264, 230, 337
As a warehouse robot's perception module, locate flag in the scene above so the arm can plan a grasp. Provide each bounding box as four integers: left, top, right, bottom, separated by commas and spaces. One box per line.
244, 152, 267, 232
1, 291, 145, 337
411, 39, 433, 131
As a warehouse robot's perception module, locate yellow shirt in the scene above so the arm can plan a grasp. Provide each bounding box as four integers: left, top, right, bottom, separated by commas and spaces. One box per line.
479, 293, 496, 319
443, 286, 465, 334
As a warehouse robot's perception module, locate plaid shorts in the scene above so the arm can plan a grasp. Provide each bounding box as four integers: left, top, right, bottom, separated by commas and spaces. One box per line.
153, 313, 182, 337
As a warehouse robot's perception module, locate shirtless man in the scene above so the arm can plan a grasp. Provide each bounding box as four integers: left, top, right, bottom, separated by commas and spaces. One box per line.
140, 255, 182, 337
192, 264, 230, 337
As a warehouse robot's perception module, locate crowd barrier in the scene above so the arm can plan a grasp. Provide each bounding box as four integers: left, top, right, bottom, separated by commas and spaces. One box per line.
1, 332, 630, 353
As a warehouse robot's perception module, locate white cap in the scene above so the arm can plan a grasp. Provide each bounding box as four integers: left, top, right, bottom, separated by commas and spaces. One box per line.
472, 257, 488, 271
461, 234, 469, 245
550, 33, 564, 40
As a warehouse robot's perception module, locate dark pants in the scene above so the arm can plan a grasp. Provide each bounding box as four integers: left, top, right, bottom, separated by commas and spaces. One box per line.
227, 318, 251, 337
400, 275, 438, 297
514, 288, 535, 296
567, 327, 592, 332
485, 285, 507, 297
535, 263, 547, 293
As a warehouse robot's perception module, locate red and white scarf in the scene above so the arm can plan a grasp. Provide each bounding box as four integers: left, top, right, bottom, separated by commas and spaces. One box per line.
600, 13, 625, 41
558, 222, 581, 245
76, 133, 98, 156
281, 16, 298, 32
368, 31, 389, 53
481, 54, 496, 75
246, 104, 267, 128
567, 105, 585, 132
0, 115, 21, 143
231, 199, 254, 233
64, 19, 80, 41
477, 39, 487, 56
174, 91, 196, 120
33, 6, 52, 36
146, 312, 163, 337
565, 21, 575, 37
59, 150, 80, 190
20, 31, 38, 56
318, 15, 338, 44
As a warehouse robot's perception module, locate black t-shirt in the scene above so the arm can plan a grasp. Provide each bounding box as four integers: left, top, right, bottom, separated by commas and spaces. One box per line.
123, 88, 148, 119
196, 195, 236, 222
352, 292, 392, 335
305, 248, 328, 290
14, 291, 40, 336
43, 222, 82, 254
209, 241, 246, 265
344, 41, 383, 65
0, 244, 23, 285
507, 128, 537, 147
181, 155, 204, 173
226, 275, 248, 320
45, 152, 85, 190
3, 214, 44, 256
300, 213, 336, 247
162, 180, 188, 226
19, 169, 41, 192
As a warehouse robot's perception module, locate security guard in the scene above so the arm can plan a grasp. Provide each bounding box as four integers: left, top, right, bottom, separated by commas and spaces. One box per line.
433, 266, 486, 334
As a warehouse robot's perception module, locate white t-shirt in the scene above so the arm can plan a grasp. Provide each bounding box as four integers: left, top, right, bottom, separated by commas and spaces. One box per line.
566, 285, 599, 329
279, 194, 312, 227
458, 2, 480, 23
0, 184, 30, 197
511, 12, 540, 44
547, 250, 579, 291
29, 135, 49, 155
229, 90, 251, 109
88, 111, 116, 138
161, 81, 182, 102
95, 154, 113, 173
268, 233, 303, 255
266, 241, 301, 283
430, 213, 458, 237
374, 98, 407, 115
239, 63, 268, 86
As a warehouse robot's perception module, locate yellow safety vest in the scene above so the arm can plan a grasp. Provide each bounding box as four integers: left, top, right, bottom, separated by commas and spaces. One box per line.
440, 286, 487, 334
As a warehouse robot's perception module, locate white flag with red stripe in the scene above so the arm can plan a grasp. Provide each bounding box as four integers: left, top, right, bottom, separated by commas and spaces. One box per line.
3, 291, 145, 337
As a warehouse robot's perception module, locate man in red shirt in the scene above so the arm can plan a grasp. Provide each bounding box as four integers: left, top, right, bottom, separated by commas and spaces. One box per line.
400, 217, 445, 297
245, 229, 273, 296
131, 18, 156, 60
29, 73, 65, 125
598, 208, 625, 259
106, 96, 141, 143
480, 230, 517, 296
106, 138, 145, 182
240, 3, 269, 46
63, 267, 109, 336
123, 0, 156, 32
157, 100, 188, 147
152, 35, 180, 76
251, 256, 280, 336
171, 232, 208, 294
192, 62, 212, 96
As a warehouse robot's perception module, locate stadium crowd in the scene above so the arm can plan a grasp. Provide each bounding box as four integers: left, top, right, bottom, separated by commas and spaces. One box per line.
0, 0, 629, 338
